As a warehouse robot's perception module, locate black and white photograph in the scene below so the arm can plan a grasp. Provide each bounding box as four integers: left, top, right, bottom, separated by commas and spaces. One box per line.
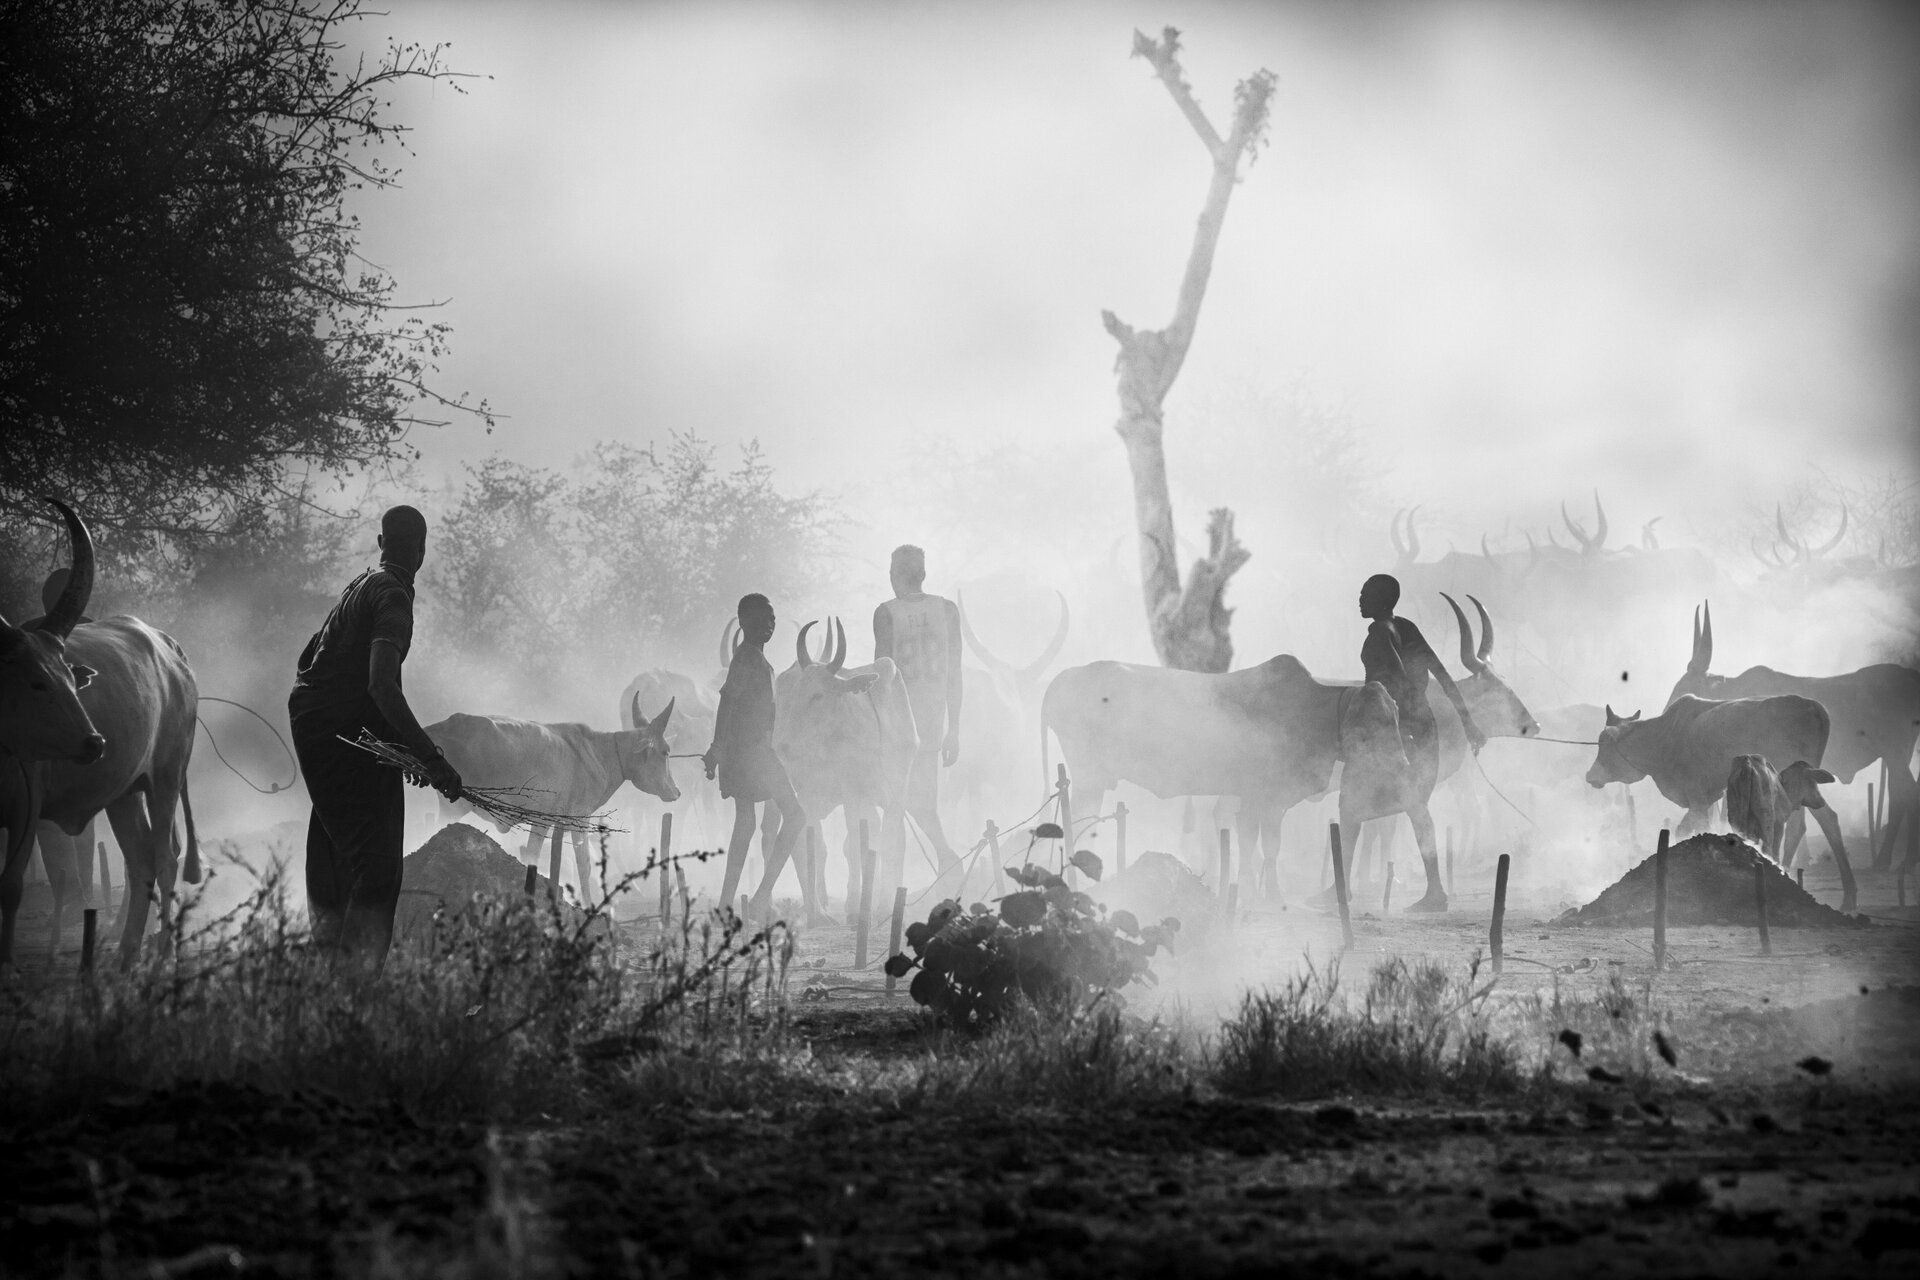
3, 1, 1918, 1274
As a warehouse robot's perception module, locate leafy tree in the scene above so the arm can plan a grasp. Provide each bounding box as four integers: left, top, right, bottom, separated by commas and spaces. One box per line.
426, 434, 841, 686
0, 0, 488, 553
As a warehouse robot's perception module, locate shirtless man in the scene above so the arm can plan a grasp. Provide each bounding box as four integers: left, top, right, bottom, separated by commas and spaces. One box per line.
1359, 573, 1485, 912
704, 593, 812, 919
872, 545, 963, 899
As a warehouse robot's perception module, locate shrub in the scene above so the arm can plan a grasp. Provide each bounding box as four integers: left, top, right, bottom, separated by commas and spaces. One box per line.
1212, 954, 1526, 1099
886, 857, 1175, 1031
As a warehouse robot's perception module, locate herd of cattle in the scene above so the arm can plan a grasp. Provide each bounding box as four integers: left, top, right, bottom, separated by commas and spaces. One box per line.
3, 497, 1918, 969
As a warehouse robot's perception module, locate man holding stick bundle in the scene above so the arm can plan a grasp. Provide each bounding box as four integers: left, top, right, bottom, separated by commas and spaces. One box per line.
289, 506, 461, 964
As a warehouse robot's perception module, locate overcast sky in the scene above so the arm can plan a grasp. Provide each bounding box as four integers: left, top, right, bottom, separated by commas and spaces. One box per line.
344, 0, 1919, 650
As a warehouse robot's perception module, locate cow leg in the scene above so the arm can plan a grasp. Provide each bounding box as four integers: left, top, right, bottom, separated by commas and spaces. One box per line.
39, 824, 80, 957
104, 794, 157, 966
1879, 764, 1920, 873
1674, 805, 1712, 840
0, 790, 42, 971
1235, 800, 1268, 902
1800, 803, 1857, 915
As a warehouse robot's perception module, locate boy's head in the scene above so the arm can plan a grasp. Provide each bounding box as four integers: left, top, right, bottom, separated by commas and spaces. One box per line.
890, 544, 926, 595
737, 592, 775, 645
1358, 573, 1400, 620
378, 505, 429, 572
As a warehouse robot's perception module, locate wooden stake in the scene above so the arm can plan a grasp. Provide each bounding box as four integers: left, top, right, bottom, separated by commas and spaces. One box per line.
1328, 822, 1353, 951
856, 818, 870, 917
1491, 853, 1511, 976
987, 821, 1004, 896
1753, 864, 1772, 956
1869, 782, 1878, 858
1115, 801, 1129, 875
523, 863, 537, 896
1653, 828, 1670, 972
885, 886, 908, 994
855, 842, 877, 970
1444, 827, 1454, 897
547, 825, 565, 903
1218, 828, 1232, 900
1382, 861, 1394, 915
97, 841, 112, 907
658, 812, 674, 924
81, 907, 97, 974
1797, 866, 1805, 890
1056, 764, 1074, 883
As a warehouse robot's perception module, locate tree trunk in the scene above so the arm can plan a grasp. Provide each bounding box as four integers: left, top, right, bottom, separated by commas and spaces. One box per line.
1105, 29, 1273, 674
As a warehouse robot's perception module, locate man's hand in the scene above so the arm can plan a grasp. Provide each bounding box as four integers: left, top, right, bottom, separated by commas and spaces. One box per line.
409, 750, 462, 800
1463, 717, 1488, 755
702, 748, 718, 781
942, 729, 960, 768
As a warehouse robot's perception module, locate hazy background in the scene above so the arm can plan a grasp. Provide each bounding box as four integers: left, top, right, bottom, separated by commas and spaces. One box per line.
35, 0, 1917, 908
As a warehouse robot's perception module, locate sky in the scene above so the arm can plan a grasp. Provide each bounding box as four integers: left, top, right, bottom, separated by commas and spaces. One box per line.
334, 0, 1918, 663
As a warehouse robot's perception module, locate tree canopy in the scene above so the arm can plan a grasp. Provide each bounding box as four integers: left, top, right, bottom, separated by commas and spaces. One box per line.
0, 0, 487, 550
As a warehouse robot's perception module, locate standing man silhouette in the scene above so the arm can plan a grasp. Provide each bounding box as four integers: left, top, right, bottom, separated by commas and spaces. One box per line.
1358, 572, 1484, 912
289, 505, 461, 963
873, 546, 963, 900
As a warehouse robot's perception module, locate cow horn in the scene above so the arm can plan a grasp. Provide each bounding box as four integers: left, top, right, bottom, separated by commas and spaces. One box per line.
956, 589, 1004, 673
828, 616, 846, 674
1546, 526, 1565, 551
1561, 500, 1589, 551
0, 614, 19, 656
720, 616, 742, 668
1441, 593, 1484, 675
1023, 592, 1071, 680
649, 697, 676, 737
1810, 502, 1848, 557
1701, 599, 1712, 666
1403, 506, 1421, 563
1481, 533, 1496, 566
1590, 491, 1607, 550
1641, 517, 1661, 551
1388, 509, 1406, 561
1468, 594, 1495, 662
42, 498, 94, 640
796, 620, 818, 668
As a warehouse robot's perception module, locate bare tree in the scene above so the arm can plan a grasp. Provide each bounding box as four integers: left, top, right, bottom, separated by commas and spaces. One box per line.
1103, 28, 1274, 672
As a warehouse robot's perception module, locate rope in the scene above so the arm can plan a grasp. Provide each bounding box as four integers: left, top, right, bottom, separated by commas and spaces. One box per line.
1528, 736, 1600, 746
1472, 754, 1538, 829
195, 696, 299, 795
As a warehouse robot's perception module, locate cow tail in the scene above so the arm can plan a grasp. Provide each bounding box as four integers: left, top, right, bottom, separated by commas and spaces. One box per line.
181, 780, 201, 884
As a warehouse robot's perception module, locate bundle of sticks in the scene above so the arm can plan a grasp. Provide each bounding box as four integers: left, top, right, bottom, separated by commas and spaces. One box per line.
340, 731, 622, 835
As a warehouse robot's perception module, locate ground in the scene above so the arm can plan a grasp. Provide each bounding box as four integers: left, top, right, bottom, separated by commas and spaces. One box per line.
4, 853, 1918, 1277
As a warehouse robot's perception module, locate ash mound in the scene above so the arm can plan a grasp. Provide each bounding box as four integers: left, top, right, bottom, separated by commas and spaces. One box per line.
1557, 832, 1866, 929
397, 822, 564, 937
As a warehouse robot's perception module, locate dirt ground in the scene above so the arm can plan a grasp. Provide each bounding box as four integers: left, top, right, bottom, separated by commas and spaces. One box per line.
6, 855, 1919, 1277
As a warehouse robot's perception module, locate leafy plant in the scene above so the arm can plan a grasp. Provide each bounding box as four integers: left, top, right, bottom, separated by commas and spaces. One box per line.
884, 857, 1176, 1032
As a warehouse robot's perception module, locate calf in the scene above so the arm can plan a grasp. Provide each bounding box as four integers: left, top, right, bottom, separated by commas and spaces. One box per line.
1725, 754, 1837, 868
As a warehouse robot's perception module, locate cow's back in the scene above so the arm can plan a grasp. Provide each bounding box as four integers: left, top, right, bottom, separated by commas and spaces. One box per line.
430, 714, 614, 811
41, 617, 197, 828
1701, 665, 1918, 780
1042, 656, 1341, 803
1665, 695, 1829, 806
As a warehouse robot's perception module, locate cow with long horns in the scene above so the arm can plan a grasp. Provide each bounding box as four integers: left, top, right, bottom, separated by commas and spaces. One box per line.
773, 617, 919, 916
2, 500, 203, 968
1667, 600, 1909, 905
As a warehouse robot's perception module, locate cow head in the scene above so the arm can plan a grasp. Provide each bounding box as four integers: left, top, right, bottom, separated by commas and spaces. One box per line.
1, 499, 106, 765
1665, 600, 1719, 706
618, 693, 679, 802
1442, 593, 1538, 738
1585, 705, 1647, 788
1779, 760, 1836, 811
773, 619, 884, 767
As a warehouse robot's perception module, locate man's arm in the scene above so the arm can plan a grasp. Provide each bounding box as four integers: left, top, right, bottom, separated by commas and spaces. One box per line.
368, 642, 462, 796
1404, 623, 1486, 752
873, 602, 893, 663
703, 659, 740, 779
941, 598, 962, 765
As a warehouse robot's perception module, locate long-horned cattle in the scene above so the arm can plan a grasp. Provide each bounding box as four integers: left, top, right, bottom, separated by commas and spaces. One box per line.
952, 588, 1070, 819
772, 618, 918, 915
429, 697, 678, 901
1725, 754, 1837, 867
616, 628, 729, 847
1041, 653, 1415, 900
2, 500, 202, 967
1668, 600, 1918, 884
1585, 692, 1858, 910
